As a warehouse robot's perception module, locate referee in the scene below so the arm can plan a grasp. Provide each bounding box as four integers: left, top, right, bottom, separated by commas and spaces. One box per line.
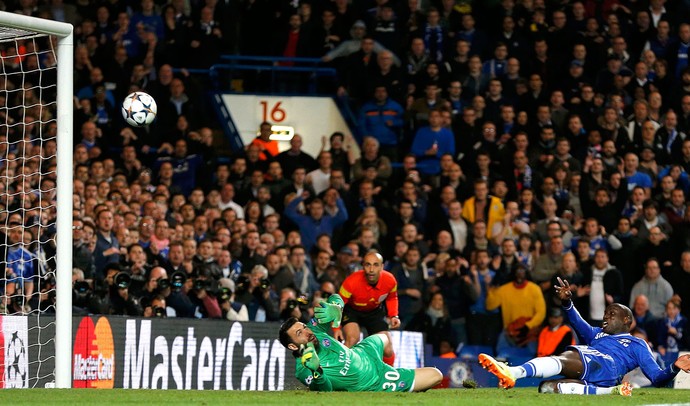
335, 250, 400, 366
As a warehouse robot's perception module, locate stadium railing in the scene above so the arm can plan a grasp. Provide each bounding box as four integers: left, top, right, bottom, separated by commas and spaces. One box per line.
209, 55, 337, 95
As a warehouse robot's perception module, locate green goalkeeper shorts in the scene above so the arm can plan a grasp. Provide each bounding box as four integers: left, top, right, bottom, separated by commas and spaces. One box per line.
354, 334, 416, 392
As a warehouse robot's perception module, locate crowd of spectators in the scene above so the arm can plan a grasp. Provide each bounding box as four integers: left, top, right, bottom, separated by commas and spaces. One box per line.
0, 0, 689, 360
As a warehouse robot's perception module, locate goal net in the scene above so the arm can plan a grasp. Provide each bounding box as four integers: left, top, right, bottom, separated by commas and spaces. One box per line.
0, 13, 73, 389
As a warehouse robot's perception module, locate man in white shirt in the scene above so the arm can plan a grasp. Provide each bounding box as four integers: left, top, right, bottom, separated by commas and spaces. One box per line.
306, 151, 333, 195
587, 249, 624, 324
218, 183, 245, 219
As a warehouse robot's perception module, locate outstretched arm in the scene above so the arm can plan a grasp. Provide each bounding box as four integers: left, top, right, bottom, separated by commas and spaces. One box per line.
295, 343, 334, 391
556, 277, 598, 344
639, 347, 690, 387
284, 194, 305, 223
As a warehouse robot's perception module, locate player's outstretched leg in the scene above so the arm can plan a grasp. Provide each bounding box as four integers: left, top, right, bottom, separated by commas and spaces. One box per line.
480, 350, 585, 389
412, 367, 443, 392
539, 379, 633, 396
478, 353, 516, 388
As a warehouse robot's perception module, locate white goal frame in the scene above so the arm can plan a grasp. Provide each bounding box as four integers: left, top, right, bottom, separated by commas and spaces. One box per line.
0, 12, 73, 388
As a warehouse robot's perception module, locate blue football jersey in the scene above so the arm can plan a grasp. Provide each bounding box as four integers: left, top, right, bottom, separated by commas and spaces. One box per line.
6, 246, 36, 281
564, 303, 677, 386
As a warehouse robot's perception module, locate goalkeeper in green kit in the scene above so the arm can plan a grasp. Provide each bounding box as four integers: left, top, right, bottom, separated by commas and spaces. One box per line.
278, 293, 443, 392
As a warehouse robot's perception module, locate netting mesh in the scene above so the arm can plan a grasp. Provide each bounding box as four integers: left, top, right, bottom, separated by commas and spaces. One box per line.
0, 31, 58, 388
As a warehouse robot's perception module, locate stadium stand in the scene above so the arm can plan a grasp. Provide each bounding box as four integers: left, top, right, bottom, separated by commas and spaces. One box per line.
2, 0, 689, 363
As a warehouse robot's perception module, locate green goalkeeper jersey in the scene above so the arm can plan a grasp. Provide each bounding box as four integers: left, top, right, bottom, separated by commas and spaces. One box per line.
295, 303, 415, 392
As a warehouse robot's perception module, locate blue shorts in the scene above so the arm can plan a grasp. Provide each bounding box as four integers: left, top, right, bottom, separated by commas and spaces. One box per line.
568, 345, 619, 386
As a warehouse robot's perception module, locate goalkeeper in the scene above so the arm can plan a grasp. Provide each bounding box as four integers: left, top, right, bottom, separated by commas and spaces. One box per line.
278, 293, 443, 391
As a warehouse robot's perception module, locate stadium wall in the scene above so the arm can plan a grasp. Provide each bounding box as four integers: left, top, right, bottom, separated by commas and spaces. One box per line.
217, 94, 358, 157
0, 315, 424, 389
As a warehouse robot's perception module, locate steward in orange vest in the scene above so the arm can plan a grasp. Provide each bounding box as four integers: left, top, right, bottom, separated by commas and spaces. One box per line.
537, 307, 576, 357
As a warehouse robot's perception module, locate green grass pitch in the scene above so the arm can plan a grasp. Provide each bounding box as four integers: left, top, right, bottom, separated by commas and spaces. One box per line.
0, 388, 687, 405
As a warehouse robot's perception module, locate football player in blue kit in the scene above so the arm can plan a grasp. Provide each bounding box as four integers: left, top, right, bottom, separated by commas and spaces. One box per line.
479, 277, 690, 396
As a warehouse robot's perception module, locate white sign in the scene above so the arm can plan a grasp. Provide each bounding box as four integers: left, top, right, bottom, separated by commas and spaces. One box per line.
2, 316, 28, 388
221, 94, 357, 158
674, 351, 690, 389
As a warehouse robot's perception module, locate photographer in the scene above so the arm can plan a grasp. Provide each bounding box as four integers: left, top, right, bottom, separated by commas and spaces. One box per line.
104, 263, 143, 316
72, 218, 96, 280
185, 267, 222, 319
192, 239, 223, 279
121, 243, 150, 298
141, 266, 195, 317
279, 287, 310, 323
36, 275, 56, 313
72, 268, 110, 315
163, 242, 189, 274
235, 265, 280, 321
142, 295, 168, 318
217, 278, 248, 321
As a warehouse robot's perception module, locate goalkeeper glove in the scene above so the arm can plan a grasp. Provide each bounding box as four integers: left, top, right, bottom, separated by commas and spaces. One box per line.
300, 343, 321, 377
314, 300, 343, 328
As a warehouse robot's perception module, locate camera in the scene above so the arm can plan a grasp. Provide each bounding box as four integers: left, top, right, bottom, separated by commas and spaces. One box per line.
193, 278, 210, 291
218, 287, 232, 301
74, 281, 90, 295
287, 296, 309, 310
157, 277, 171, 290
152, 305, 166, 318
235, 275, 269, 292
114, 272, 131, 289
236, 274, 249, 291
281, 295, 309, 320
170, 271, 187, 291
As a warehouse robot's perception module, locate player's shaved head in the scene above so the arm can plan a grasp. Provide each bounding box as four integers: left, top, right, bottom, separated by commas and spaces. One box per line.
615, 303, 634, 326
603, 303, 634, 334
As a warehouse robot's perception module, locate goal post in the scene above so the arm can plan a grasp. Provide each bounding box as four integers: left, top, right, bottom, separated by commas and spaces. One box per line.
0, 12, 73, 388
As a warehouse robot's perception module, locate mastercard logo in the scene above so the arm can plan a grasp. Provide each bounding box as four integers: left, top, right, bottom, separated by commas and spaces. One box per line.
72, 317, 115, 388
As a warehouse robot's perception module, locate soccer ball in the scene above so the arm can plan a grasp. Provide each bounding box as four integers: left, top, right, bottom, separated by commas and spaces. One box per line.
121, 91, 157, 127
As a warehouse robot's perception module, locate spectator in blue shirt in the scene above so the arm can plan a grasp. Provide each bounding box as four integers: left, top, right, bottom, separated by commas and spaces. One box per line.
155, 139, 203, 197
410, 109, 455, 175
358, 85, 404, 161
624, 152, 652, 197
285, 190, 348, 252
130, 0, 165, 44
5, 223, 36, 308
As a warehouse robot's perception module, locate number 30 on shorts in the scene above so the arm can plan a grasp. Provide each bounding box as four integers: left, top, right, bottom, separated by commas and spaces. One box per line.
381, 370, 401, 391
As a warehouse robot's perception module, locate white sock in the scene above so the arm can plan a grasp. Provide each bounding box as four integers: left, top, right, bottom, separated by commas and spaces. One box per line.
511, 356, 562, 379
593, 386, 614, 394
558, 382, 613, 395
510, 366, 527, 379
557, 382, 587, 395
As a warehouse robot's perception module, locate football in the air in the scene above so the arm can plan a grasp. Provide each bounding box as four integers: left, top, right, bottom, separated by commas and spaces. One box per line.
121, 91, 157, 127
